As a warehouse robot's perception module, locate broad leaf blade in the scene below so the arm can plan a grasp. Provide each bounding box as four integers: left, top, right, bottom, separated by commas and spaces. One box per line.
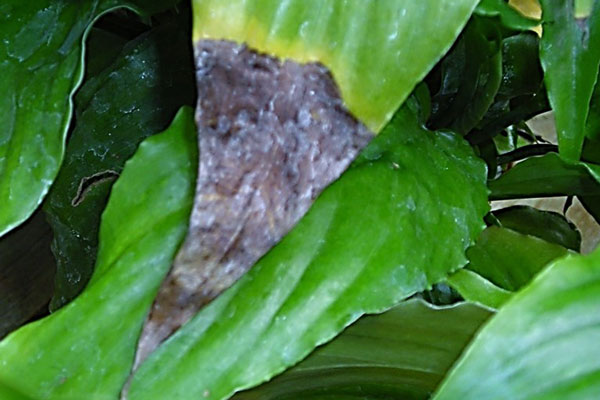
434, 246, 600, 399
466, 226, 569, 292
493, 205, 581, 251
126, 107, 489, 400
0, 108, 197, 399
489, 152, 600, 199
191, 0, 480, 133
0, 0, 180, 237
234, 300, 492, 400
539, 0, 600, 161
44, 18, 196, 310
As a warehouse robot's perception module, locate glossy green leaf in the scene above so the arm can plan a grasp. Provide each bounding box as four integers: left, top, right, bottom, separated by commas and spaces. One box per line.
493, 205, 582, 251
489, 152, 600, 199
539, 0, 600, 161
475, 0, 541, 31
192, 0, 480, 133
497, 32, 543, 99
234, 300, 492, 400
467, 226, 569, 292
0, 211, 55, 339
434, 245, 600, 399
429, 17, 503, 135
447, 269, 512, 310
44, 19, 196, 310
0, 108, 197, 400
0, 0, 180, 237
126, 107, 489, 400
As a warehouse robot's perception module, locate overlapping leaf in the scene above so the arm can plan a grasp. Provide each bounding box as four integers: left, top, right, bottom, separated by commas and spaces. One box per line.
44, 18, 195, 310
191, 0, 480, 133
447, 226, 569, 309
0, 108, 197, 400
434, 245, 600, 399
475, 0, 540, 31
0, 0, 179, 237
234, 300, 491, 400
539, 0, 600, 161
125, 107, 488, 400
489, 152, 600, 199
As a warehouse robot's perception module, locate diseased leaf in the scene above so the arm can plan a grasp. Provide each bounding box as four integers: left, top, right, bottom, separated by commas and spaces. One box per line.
493, 205, 582, 251
44, 17, 196, 310
191, 0, 480, 133
0, 211, 55, 339
126, 106, 489, 400
140, 0, 484, 360
539, 0, 600, 161
0, 0, 180, 237
489, 152, 600, 199
447, 269, 512, 310
434, 246, 600, 400
234, 300, 492, 400
475, 0, 541, 31
0, 108, 197, 400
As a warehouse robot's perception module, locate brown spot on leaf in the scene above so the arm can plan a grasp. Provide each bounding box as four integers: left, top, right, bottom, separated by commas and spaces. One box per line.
134, 40, 374, 367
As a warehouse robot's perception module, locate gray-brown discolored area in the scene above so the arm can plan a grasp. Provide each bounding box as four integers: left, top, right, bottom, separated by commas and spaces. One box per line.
135, 39, 374, 367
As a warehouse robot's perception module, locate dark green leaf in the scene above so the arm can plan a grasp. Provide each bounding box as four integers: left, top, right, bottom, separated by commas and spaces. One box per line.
497, 32, 543, 99
0, 0, 180, 237
466, 226, 569, 292
126, 107, 489, 400
539, 0, 600, 161
0, 211, 55, 339
44, 17, 196, 310
434, 246, 600, 399
234, 300, 492, 400
489, 152, 600, 199
493, 205, 582, 251
429, 17, 503, 135
0, 108, 197, 400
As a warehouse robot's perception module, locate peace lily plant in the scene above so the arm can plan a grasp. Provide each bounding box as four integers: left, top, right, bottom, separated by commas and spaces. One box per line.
0, 0, 599, 399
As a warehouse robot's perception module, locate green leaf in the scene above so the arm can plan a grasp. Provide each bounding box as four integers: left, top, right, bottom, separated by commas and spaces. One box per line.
191, 0, 480, 133
0, 108, 197, 400
466, 226, 569, 292
429, 17, 503, 135
0, 211, 55, 339
234, 300, 492, 400
475, 0, 541, 31
434, 246, 600, 399
447, 269, 512, 310
44, 18, 196, 310
0, 0, 180, 237
493, 205, 582, 251
496, 32, 543, 99
539, 0, 600, 161
489, 152, 600, 199
126, 107, 489, 400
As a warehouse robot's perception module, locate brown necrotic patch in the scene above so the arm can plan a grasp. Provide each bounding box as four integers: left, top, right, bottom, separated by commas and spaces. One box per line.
135, 39, 374, 366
